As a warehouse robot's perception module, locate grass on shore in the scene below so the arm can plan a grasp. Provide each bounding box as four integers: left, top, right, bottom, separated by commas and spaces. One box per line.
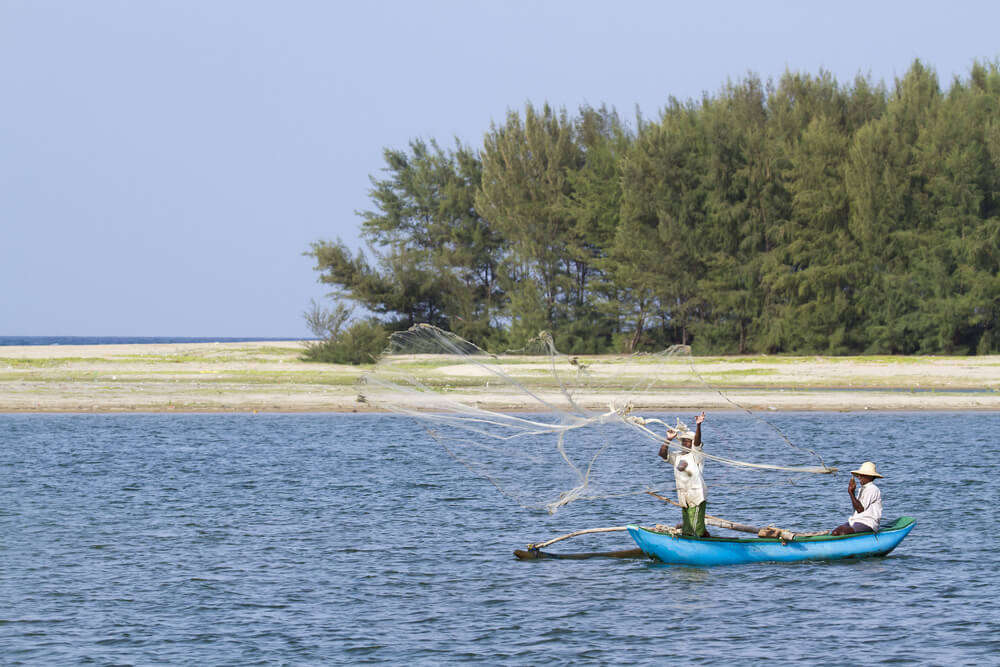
3, 343, 1000, 394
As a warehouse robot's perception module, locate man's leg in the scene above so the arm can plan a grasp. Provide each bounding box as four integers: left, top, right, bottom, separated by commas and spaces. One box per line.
681, 505, 697, 536
695, 501, 709, 537
831, 522, 854, 536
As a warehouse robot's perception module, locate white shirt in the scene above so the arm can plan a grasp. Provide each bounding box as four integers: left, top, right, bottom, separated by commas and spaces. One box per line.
666, 445, 707, 507
849, 481, 883, 531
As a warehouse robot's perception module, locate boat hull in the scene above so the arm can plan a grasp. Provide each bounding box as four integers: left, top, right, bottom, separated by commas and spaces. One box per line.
627, 516, 915, 566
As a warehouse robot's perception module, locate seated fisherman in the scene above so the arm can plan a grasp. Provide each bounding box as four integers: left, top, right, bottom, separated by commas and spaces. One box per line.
658, 411, 710, 537
830, 461, 883, 535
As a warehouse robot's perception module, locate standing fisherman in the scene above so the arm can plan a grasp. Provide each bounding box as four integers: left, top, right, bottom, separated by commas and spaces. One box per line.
659, 411, 710, 537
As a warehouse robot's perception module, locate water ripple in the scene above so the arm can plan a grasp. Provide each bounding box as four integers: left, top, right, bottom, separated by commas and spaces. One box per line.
2, 412, 998, 663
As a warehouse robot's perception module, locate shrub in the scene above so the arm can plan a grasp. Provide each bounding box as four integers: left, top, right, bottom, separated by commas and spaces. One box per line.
301, 300, 389, 365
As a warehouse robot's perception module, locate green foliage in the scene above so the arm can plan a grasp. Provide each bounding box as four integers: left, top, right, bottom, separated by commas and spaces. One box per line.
301, 319, 389, 365
301, 299, 389, 365
308, 138, 503, 339
309, 59, 1000, 356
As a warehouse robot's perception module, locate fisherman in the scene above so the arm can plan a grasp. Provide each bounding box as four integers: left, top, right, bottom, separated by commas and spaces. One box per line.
659, 411, 710, 537
830, 462, 883, 535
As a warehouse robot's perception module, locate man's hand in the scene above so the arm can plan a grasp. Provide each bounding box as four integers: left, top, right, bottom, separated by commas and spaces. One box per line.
665, 428, 677, 441
848, 476, 856, 495
695, 411, 706, 425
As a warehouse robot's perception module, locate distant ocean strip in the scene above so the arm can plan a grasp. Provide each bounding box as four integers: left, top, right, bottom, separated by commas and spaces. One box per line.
0, 336, 303, 346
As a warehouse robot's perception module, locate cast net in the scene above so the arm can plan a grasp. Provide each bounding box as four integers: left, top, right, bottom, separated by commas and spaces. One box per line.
360, 324, 834, 514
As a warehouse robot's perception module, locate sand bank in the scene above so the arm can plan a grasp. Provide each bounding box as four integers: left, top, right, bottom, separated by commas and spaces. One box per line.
1, 341, 998, 413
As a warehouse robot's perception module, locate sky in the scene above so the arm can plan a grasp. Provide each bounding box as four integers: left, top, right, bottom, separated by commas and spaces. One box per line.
2, 1, 999, 337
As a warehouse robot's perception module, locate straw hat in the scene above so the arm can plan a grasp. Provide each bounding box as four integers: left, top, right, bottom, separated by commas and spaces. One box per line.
850, 461, 883, 478
679, 430, 696, 441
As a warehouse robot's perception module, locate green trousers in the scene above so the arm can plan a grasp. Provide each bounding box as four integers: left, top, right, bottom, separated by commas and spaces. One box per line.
681, 501, 708, 537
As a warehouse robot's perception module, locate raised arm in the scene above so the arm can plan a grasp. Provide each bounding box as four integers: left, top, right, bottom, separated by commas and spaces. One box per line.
659, 428, 677, 460
693, 411, 705, 448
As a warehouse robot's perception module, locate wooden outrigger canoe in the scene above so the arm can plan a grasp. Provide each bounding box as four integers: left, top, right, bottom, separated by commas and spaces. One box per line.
627, 516, 915, 566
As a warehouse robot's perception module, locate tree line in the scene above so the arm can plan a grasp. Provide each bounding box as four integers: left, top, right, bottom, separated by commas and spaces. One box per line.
307, 60, 1000, 360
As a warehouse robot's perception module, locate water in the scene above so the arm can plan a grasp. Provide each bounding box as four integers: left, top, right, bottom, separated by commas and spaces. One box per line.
2, 412, 998, 664
0, 336, 301, 346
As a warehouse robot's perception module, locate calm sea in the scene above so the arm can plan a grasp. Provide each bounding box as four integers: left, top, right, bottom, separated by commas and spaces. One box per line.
0, 336, 300, 346
2, 412, 997, 664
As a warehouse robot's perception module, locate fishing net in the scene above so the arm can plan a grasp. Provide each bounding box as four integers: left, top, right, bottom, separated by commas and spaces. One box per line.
360, 324, 834, 514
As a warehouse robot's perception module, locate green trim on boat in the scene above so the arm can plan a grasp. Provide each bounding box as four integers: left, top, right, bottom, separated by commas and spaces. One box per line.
641, 516, 915, 544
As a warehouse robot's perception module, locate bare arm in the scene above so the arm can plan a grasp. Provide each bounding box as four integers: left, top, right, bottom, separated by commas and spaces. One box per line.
693, 411, 705, 448
659, 428, 676, 460
848, 477, 864, 512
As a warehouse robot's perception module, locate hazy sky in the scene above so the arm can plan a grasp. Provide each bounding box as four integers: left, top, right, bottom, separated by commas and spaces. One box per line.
2, 1, 998, 336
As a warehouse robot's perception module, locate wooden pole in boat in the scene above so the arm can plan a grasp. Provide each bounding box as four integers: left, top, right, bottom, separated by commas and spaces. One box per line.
645, 491, 761, 535
646, 491, 831, 539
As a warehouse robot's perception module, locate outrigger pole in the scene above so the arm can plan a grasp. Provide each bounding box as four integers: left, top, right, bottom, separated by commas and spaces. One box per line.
516, 491, 830, 559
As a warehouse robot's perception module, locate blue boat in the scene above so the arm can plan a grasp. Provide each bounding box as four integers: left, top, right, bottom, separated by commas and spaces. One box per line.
627, 517, 915, 566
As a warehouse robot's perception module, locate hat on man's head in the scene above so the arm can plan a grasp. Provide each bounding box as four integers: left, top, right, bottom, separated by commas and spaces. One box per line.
850, 461, 883, 478
679, 430, 696, 441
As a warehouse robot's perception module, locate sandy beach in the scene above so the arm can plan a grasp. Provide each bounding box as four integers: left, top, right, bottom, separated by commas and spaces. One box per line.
1, 341, 998, 412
